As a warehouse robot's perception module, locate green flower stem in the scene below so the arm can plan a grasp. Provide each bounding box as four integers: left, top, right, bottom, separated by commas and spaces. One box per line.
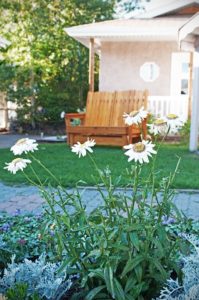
22, 170, 75, 259
149, 127, 171, 208
88, 153, 114, 224
22, 171, 41, 189
123, 195, 131, 225
29, 153, 61, 186
129, 163, 140, 220
29, 163, 43, 187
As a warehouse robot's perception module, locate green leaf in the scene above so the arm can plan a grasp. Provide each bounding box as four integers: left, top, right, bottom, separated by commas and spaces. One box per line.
113, 278, 125, 300
125, 294, 135, 300
85, 285, 106, 300
125, 224, 143, 232
124, 274, 137, 293
104, 264, 115, 298
150, 258, 167, 279
89, 269, 104, 281
135, 265, 142, 283
57, 257, 76, 274
60, 215, 70, 228
87, 249, 101, 258
130, 232, 140, 251
121, 255, 144, 278
153, 239, 164, 259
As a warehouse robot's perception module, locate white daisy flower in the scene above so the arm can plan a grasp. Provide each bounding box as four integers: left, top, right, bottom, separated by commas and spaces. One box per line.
60, 111, 65, 119
11, 138, 38, 155
165, 114, 184, 134
124, 140, 157, 164
71, 139, 96, 157
148, 118, 168, 136
84, 139, 96, 148
123, 107, 147, 126
4, 158, 31, 174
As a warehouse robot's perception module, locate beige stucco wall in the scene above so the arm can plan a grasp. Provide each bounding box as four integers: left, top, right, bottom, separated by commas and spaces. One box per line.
99, 41, 178, 95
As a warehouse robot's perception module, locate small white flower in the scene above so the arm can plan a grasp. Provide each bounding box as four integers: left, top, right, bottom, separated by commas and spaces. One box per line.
4, 158, 31, 174
60, 111, 65, 119
123, 107, 147, 126
11, 138, 38, 155
71, 139, 96, 157
165, 114, 184, 134
148, 118, 168, 136
124, 140, 157, 164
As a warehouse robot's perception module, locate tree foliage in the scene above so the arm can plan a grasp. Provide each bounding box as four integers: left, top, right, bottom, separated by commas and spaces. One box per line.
0, 0, 115, 128
115, 0, 150, 16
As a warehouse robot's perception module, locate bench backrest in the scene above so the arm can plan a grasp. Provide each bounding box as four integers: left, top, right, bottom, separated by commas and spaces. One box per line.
84, 90, 148, 127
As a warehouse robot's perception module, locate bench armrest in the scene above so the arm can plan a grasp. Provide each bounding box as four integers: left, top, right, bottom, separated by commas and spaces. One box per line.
65, 113, 86, 127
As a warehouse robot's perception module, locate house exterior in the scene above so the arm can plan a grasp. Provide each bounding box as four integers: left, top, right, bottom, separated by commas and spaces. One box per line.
65, 0, 199, 150
66, 18, 189, 96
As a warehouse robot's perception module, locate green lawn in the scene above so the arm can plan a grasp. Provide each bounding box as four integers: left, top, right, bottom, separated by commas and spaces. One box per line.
0, 143, 199, 189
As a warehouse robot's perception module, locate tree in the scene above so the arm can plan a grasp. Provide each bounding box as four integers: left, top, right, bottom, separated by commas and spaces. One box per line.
115, 0, 150, 17
0, 0, 115, 129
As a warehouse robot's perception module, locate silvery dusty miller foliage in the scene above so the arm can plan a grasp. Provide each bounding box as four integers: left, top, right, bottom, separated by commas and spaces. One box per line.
156, 235, 199, 300
0, 254, 74, 300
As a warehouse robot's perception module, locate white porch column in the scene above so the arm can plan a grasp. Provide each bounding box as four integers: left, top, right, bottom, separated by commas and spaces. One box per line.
189, 56, 199, 151
89, 38, 95, 92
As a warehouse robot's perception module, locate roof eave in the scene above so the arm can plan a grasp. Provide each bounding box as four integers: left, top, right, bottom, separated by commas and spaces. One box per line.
127, 0, 199, 19
179, 13, 199, 50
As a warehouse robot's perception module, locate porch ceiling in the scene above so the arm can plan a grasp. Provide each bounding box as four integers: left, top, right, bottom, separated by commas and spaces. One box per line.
65, 17, 189, 51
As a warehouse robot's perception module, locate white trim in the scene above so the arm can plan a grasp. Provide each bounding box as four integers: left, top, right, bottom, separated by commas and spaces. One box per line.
65, 18, 188, 49
178, 13, 199, 43
127, 0, 199, 19
178, 13, 199, 151
189, 53, 199, 151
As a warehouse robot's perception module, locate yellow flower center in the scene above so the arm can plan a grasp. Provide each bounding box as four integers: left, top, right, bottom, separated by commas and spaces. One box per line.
167, 114, 178, 120
133, 142, 145, 153
16, 138, 27, 145
130, 110, 139, 117
12, 158, 22, 165
154, 119, 167, 126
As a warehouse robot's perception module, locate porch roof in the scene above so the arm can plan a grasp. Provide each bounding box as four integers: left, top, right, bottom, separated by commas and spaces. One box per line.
179, 12, 199, 50
65, 17, 189, 50
126, 0, 199, 19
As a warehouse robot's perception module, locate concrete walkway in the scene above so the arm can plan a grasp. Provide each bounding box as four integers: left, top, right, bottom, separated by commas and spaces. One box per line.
0, 182, 199, 219
0, 133, 41, 148
0, 133, 66, 149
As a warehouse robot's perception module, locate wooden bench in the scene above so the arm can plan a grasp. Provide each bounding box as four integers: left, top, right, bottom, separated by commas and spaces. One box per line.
65, 90, 148, 146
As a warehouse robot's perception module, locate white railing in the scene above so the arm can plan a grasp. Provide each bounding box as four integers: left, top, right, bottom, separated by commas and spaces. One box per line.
148, 95, 189, 121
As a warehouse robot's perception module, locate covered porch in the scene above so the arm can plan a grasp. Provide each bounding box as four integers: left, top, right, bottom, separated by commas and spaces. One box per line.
65, 17, 191, 122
